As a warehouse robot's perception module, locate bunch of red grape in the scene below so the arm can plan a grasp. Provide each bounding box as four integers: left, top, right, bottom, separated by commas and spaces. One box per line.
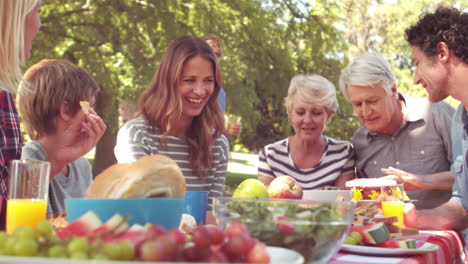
140, 222, 270, 263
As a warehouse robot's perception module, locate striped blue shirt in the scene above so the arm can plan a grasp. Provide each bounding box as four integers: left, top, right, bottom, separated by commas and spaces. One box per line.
115, 116, 229, 209
258, 137, 355, 189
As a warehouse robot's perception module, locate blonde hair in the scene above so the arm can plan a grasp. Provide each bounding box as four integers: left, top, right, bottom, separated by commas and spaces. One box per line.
18, 59, 98, 139
284, 74, 338, 122
0, 0, 39, 93
139, 35, 224, 179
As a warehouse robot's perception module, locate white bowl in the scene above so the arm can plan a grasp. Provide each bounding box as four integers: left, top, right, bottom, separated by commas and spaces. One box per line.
302, 190, 352, 201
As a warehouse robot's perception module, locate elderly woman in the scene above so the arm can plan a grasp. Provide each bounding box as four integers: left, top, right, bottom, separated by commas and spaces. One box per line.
258, 74, 355, 189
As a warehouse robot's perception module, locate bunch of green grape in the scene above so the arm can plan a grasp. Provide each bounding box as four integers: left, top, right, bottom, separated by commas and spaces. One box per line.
0, 220, 135, 261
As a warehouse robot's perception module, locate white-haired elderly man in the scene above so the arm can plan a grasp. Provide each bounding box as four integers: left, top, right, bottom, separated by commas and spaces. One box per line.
339, 54, 455, 210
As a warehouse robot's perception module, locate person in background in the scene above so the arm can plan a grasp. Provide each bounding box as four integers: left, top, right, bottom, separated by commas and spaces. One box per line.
397, 6, 468, 231
115, 35, 229, 224
339, 54, 455, 210
203, 34, 242, 137
258, 74, 355, 189
18, 59, 106, 216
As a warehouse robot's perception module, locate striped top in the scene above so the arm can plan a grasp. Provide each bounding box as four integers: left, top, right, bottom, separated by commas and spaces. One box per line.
258, 136, 355, 190
115, 116, 230, 210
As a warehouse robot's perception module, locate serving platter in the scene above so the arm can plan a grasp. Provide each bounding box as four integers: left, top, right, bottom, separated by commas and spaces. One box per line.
340, 241, 439, 256
0, 246, 304, 264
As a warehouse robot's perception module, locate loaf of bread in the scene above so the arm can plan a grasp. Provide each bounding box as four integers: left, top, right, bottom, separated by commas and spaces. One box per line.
85, 155, 186, 199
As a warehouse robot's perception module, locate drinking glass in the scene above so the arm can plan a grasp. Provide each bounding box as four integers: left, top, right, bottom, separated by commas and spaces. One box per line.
6, 160, 50, 234
225, 114, 242, 137
380, 183, 405, 227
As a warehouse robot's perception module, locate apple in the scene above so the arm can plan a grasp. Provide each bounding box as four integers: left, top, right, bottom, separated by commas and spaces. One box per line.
267, 175, 303, 199
232, 179, 269, 198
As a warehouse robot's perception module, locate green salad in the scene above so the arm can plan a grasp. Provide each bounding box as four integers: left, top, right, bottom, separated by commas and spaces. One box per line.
222, 200, 352, 262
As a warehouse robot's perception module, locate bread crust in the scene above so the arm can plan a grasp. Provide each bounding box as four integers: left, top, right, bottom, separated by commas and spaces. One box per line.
85, 155, 186, 198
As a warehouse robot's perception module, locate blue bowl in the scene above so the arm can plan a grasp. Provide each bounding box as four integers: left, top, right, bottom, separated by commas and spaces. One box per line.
65, 198, 184, 230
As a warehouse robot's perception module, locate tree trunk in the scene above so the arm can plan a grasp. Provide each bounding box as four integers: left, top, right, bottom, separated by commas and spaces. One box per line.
92, 86, 118, 177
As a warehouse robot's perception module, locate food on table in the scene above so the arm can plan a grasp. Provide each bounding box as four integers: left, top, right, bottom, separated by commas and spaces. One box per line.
344, 231, 363, 245
344, 201, 419, 249
377, 238, 417, 249
345, 178, 410, 200
267, 175, 303, 199
48, 212, 68, 231
85, 154, 186, 198
178, 213, 197, 234
79, 101, 90, 115
350, 222, 390, 245
214, 197, 353, 263
232, 178, 269, 198
0, 211, 270, 263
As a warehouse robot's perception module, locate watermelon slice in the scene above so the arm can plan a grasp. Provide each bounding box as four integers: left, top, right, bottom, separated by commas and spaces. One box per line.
375, 238, 417, 249
57, 211, 103, 239
90, 214, 129, 241
350, 222, 390, 245
111, 224, 148, 246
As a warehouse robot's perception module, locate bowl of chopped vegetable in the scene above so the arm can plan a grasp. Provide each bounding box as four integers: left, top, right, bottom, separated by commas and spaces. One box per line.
213, 197, 354, 264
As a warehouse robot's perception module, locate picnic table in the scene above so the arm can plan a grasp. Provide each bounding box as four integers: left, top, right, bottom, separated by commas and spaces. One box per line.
329, 230, 466, 264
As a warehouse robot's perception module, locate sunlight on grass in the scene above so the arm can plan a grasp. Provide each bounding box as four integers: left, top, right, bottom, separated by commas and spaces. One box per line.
225, 152, 258, 196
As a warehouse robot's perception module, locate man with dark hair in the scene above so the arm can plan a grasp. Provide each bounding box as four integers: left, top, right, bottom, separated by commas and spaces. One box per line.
402, 6, 468, 230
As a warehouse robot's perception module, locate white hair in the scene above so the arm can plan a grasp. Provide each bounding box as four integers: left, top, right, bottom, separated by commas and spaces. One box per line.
339, 54, 398, 101
284, 74, 338, 122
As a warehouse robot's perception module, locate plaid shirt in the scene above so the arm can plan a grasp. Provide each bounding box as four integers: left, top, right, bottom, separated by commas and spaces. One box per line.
0, 91, 22, 199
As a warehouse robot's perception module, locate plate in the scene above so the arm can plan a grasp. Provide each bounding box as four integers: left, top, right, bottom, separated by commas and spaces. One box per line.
0, 246, 304, 264
267, 246, 304, 264
340, 241, 439, 256
357, 199, 418, 203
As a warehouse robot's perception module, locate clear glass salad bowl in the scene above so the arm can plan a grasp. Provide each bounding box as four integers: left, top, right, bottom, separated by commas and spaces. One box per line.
213, 197, 354, 264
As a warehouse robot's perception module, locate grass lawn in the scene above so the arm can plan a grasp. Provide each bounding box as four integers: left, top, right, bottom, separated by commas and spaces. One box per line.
225, 152, 258, 195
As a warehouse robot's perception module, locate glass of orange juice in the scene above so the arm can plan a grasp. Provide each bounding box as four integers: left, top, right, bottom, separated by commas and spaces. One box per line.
380, 183, 405, 227
381, 200, 405, 227
7, 160, 50, 234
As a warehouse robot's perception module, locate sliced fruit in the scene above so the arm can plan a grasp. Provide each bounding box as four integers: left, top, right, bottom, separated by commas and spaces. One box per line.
276, 216, 295, 235
56, 211, 103, 240
376, 238, 417, 249
350, 222, 390, 245
111, 227, 147, 247
91, 214, 129, 241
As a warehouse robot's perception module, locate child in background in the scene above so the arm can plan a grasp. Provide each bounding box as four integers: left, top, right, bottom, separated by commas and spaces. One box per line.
18, 59, 106, 216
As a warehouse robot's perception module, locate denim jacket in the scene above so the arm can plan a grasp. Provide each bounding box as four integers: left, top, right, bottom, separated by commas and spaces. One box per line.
449, 104, 468, 209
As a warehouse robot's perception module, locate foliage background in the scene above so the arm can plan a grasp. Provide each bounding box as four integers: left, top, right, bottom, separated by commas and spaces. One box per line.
26, 0, 467, 175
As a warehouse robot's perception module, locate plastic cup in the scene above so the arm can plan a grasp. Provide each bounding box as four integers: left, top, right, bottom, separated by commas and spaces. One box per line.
6, 160, 50, 234
381, 200, 405, 227
184, 191, 208, 225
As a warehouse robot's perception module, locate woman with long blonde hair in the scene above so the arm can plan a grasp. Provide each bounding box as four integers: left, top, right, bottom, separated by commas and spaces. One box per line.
0, 0, 42, 230
115, 35, 229, 223
0, 0, 106, 230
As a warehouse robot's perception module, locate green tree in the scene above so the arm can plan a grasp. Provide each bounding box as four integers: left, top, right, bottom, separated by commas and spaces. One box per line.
27, 0, 349, 174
